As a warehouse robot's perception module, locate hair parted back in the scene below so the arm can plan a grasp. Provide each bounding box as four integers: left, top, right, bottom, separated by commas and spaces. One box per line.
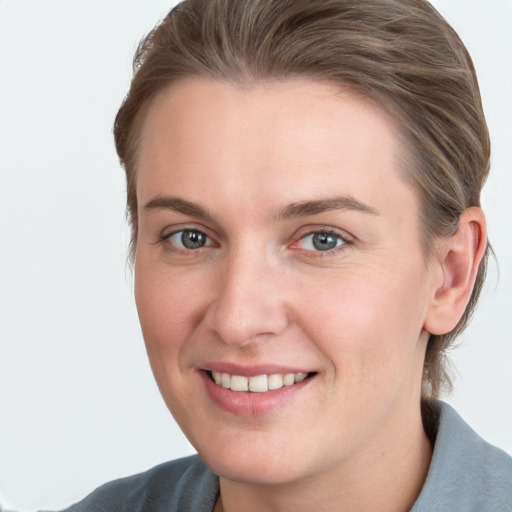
114, 0, 490, 400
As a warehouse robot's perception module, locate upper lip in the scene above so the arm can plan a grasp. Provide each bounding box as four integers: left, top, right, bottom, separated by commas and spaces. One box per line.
200, 362, 315, 377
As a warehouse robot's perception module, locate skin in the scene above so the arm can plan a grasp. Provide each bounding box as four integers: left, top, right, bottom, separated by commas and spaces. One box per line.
134, 78, 486, 512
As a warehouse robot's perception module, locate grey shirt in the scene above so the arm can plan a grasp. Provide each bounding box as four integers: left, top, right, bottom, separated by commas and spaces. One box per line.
57, 402, 512, 512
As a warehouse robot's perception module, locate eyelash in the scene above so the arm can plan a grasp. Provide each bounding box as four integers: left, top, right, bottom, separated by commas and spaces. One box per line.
157, 227, 351, 256
158, 227, 214, 254
292, 228, 350, 256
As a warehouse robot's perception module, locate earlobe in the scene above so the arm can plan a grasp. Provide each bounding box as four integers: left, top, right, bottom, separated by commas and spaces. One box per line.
424, 207, 487, 336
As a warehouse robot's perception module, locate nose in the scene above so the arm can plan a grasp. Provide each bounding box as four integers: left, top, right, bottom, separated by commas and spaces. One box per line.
204, 248, 290, 347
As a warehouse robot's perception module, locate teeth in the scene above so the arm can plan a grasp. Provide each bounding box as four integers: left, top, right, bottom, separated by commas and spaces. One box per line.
295, 372, 307, 383
221, 372, 231, 388
268, 374, 284, 390
248, 374, 268, 393
283, 373, 295, 386
210, 371, 311, 393
230, 375, 249, 392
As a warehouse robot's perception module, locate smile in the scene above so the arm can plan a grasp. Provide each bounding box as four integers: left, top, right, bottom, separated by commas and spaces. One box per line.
210, 371, 312, 392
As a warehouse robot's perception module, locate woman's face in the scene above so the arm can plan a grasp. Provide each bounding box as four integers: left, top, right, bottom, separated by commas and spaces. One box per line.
135, 78, 438, 484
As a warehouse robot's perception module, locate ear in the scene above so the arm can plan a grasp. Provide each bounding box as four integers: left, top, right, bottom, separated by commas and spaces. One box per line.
424, 207, 487, 336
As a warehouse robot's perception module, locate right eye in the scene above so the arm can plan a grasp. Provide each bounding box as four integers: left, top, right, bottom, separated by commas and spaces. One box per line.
166, 229, 213, 250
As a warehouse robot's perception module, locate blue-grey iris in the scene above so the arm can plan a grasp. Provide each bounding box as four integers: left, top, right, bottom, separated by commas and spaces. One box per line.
312, 233, 338, 251
181, 230, 206, 249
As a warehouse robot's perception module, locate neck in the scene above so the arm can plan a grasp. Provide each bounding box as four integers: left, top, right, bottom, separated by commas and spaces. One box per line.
216, 403, 433, 512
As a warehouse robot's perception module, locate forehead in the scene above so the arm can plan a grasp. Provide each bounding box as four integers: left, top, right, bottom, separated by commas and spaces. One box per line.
136, 78, 417, 220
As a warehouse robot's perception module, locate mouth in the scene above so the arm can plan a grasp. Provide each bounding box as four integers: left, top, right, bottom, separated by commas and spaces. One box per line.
200, 366, 317, 415
207, 370, 317, 393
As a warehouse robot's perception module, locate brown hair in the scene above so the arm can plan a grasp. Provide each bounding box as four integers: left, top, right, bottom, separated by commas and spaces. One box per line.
114, 0, 490, 400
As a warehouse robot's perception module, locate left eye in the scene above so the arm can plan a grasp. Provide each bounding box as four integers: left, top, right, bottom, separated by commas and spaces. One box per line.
167, 229, 212, 250
298, 231, 346, 252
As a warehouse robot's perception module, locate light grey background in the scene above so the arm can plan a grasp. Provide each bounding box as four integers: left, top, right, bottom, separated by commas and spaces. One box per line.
0, 1, 511, 510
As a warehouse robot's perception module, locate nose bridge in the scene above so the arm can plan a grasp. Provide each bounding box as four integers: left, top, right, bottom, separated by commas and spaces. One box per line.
206, 242, 288, 346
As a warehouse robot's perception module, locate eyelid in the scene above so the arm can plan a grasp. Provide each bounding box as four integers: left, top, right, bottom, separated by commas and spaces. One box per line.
170, 230, 214, 248
290, 226, 353, 254
156, 223, 352, 255
159, 224, 217, 251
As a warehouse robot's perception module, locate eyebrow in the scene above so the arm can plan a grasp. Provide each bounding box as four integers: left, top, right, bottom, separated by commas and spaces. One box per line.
143, 196, 213, 220
274, 196, 379, 220
143, 194, 379, 221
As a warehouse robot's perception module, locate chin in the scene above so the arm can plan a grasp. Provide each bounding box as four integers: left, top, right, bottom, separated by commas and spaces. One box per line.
195, 436, 318, 485
205, 456, 305, 485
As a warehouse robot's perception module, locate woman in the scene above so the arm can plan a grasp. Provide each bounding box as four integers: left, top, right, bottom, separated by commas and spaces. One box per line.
62, 0, 511, 510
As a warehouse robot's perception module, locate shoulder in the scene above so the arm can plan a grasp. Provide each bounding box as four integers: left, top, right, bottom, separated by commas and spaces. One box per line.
57, 455, 219, 512
412, 401, 512, 512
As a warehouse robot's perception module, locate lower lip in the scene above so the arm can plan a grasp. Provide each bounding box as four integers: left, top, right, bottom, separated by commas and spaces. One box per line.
200, 371, 313, 416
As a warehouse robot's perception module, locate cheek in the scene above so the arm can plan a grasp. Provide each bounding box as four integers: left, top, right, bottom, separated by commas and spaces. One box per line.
134, 261, 203, 366
134, 261, 212, 420
297, 261, 429, 388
